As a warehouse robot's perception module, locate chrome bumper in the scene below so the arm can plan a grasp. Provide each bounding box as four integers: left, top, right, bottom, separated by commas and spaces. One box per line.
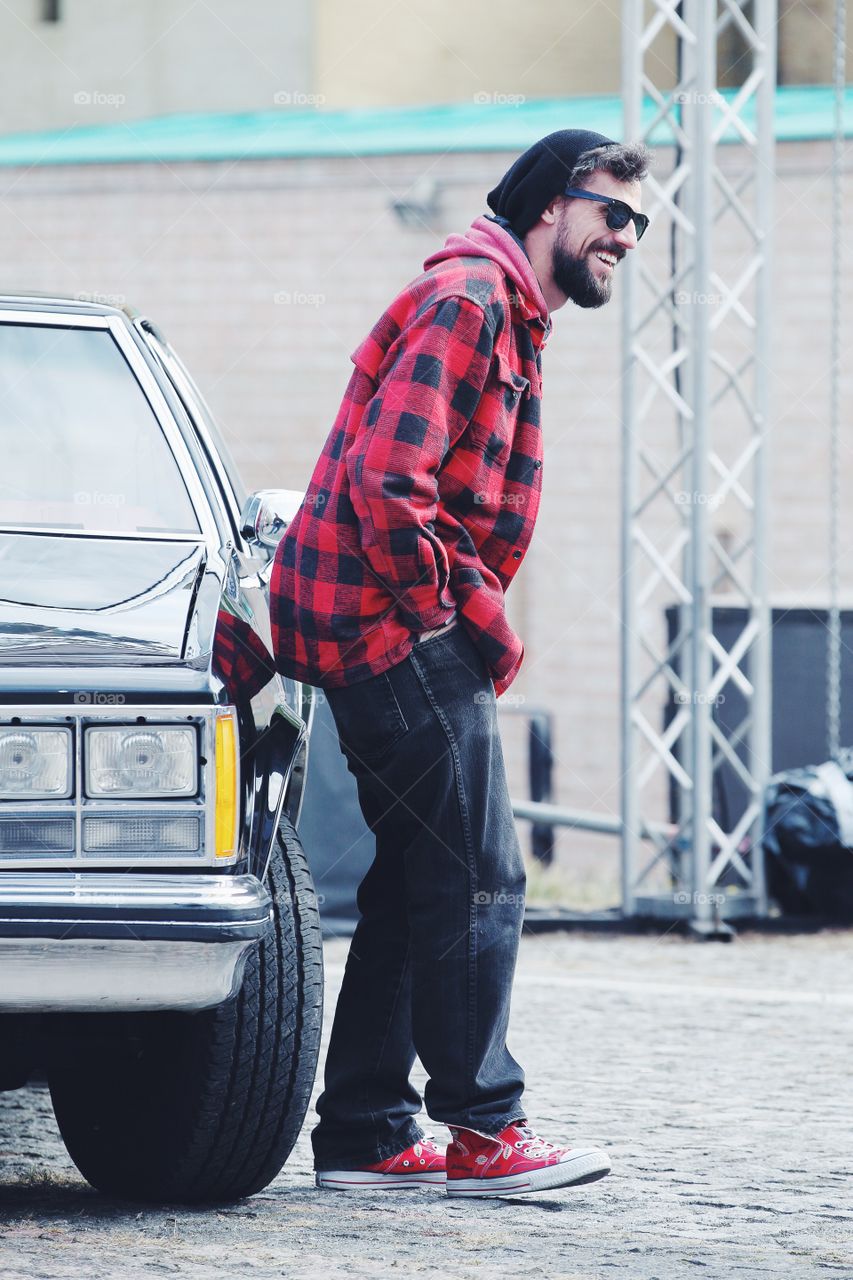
0, 872, 271, 1012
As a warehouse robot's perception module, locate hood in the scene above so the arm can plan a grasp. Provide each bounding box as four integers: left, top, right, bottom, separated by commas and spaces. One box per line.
0, 535, 215, 666
423, 214, 550, 330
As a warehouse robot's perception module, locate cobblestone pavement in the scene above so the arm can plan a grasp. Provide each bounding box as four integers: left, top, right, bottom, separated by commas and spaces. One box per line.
1, 928, 851, 1280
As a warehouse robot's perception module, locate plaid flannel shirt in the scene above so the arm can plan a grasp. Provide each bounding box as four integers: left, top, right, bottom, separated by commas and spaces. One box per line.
270, 219, 550, 696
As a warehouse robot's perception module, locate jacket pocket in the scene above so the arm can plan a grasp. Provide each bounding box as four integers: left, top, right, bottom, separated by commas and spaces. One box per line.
468, 354, 529, 462
496, 349, 531, 401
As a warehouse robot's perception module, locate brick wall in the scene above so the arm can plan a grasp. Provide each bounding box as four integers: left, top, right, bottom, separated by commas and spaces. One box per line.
1, 142, 850, 892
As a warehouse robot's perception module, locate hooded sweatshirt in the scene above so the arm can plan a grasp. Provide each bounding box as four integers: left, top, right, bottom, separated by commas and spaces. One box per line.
270, 214, 552, 696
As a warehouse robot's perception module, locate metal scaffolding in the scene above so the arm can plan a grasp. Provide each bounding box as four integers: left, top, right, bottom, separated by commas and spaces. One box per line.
620, 0, 777, 929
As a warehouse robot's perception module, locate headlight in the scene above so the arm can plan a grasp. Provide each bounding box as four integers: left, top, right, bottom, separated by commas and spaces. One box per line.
0, 727, 72, 798
85, 726, 197, 797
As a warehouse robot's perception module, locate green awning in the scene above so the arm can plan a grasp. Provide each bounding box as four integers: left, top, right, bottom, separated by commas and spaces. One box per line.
0, 85, 849, 168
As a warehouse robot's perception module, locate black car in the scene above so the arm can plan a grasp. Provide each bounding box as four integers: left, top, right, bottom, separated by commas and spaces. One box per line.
0, 294, 324, 1203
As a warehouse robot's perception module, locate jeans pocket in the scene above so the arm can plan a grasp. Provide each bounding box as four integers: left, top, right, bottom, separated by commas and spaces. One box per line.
326, 669, 409, 766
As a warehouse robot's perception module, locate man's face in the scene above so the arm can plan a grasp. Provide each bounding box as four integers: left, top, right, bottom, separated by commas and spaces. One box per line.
551, 171, 643, 309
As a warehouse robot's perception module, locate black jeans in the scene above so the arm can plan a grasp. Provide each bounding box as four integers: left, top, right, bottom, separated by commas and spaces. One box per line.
311, 621, 527, 1171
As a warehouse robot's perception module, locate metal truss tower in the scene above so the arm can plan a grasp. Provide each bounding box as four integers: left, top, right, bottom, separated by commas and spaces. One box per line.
620, 0, 777, 928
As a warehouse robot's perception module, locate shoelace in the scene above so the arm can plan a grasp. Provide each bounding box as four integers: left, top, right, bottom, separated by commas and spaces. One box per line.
510, 1125, 559, 1161
414, 1135, 443, 1157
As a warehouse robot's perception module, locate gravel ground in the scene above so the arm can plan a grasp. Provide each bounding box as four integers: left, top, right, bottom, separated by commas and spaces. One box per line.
1, 927, 851, 1280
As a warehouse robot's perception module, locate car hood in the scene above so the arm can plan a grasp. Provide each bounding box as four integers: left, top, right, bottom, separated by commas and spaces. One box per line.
0, 534, 220, 666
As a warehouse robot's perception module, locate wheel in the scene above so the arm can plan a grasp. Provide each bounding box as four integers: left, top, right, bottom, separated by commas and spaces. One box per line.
47, 816, 324, 1203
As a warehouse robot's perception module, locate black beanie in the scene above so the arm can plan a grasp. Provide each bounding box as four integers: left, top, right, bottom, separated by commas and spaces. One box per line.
487, 128, 619, 237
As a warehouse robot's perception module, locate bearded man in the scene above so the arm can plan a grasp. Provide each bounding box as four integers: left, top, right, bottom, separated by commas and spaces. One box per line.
271, 128, 651, 1198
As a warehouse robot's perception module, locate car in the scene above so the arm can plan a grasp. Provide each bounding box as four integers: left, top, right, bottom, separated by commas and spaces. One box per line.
0, 293, 324, 1203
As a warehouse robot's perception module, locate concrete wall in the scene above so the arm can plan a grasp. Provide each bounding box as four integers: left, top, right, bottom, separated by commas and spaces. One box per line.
2, 1, 848, 135
0, 140, 850, 895
0, 0, 313, 131
315, 0, 654, 106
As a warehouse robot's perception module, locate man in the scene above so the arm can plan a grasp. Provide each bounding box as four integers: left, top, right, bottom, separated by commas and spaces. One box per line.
270, 129, 650, 1198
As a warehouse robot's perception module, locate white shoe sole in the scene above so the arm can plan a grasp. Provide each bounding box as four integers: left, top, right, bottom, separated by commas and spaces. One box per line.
446, 1148, 611, 1198
315, 1170, 446, 1190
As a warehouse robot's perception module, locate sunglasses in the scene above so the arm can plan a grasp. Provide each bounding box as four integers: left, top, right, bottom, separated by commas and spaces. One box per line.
563, 187, 650, 241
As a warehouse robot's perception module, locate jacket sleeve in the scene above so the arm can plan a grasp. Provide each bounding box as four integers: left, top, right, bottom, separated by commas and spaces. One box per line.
345, 295, 495, 631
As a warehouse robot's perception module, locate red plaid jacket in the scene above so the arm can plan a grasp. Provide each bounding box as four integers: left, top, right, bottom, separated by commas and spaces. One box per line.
270, 214, 551, 696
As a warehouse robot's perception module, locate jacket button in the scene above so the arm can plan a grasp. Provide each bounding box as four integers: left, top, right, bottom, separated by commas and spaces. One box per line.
512, 550, 522, 559
533, 459, 542, 469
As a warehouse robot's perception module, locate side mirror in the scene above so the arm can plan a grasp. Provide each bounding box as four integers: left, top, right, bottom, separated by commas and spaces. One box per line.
240, 488, 304, 552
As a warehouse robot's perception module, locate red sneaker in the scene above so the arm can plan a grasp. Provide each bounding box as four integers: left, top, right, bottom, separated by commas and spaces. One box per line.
315, 1136, 446, 1190
446, 1121, 611, 1198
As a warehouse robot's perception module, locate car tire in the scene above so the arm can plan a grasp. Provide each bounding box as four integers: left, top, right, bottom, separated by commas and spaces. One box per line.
47, 816, 324, 1203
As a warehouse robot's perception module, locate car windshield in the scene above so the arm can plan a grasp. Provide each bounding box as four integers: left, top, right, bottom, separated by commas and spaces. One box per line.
0, 322, 201, 535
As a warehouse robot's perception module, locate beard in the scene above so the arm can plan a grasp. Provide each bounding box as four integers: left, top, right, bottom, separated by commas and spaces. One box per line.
551, 229, 614, 310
